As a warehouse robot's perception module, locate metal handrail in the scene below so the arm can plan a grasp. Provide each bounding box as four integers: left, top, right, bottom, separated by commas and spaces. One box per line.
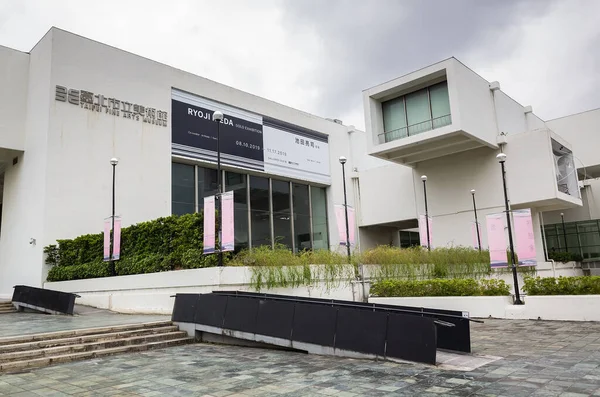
378, 114, 452, 144
210, 290, 483, 324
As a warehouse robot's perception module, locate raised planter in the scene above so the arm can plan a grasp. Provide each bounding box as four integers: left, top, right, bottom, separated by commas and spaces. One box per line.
369, 296, 512, 319
44, 266, 362, 315
506, 295, 600, 321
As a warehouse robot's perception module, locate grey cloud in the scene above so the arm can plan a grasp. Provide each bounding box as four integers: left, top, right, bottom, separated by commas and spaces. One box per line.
280, 0, 556, 122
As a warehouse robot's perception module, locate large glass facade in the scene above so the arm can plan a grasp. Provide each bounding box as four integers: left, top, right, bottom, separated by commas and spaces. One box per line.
380, 81, 451, 143
172, 162, 330, 251
311, 186, 329, 250
293, 183, 311, 252
543, 219, 600, 260
225, 172, 249, 252
171, 163, 195, 215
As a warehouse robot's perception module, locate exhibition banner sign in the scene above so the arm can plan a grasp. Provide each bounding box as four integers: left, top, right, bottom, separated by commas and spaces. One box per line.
103, 218, 111, 262
203, 195, 216, 254
221, 191, 235, 252
171, 89, 330, 184
513, 209, 537, 266
335, 205, 355, 246
112, 217, 122, 261
418, 215, 432, 249
471, 222, 482, 250
486, 213, 508, 267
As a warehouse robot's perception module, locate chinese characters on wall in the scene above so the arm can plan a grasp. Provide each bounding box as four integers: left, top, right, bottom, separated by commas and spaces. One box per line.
294, 137, 320, 149
55, 85, 168, 127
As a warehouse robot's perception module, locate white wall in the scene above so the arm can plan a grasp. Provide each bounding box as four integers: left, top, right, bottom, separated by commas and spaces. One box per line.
0, 45, 28, 153
0, 31, 53, 296
543, 179, 600, 224
358, 164, 416, 227
493, 91, 527, 135
547, 109, 600, 170
451, 60, 498, 145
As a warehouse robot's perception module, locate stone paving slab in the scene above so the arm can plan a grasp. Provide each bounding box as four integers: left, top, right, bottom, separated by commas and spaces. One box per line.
0, 306, 169, 338
2, 318, 600, 396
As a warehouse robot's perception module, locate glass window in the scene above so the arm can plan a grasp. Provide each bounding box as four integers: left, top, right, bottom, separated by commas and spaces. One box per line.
293, 184, 311, 252
272, 179, 292, 248
172, 163, 195, 215
382, 97, 407, 142
405, 88, 432, 135
429, 81, 451, 128
198, 167, 218, 210
311, 186, 329, 250
225, 172, 248, 253
250, 176, 271, 248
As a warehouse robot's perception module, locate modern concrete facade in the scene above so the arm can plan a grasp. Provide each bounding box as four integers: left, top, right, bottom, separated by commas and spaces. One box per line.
0, 28, 599, 297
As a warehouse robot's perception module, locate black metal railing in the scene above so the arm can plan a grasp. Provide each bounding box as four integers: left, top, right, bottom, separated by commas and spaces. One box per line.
378, 114, 452, 144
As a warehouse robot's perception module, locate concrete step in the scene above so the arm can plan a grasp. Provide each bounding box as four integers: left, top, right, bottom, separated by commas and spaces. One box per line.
0, 309, 16, 314
0, 331, 189, 362
0, 320, 173, 346
0, 337, 190, 373
0, 325, 179, 353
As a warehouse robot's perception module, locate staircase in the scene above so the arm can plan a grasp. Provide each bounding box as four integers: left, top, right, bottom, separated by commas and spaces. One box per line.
0, 301, 16, 314
0, 321, 192, 373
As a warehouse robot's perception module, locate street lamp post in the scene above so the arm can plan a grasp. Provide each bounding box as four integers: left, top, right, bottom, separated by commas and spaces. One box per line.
471, 189, 482, 252
109, 157, 118, 276
496, 153, 523, 305
339, 156, 351, 263
213, 111, 224, 267
561, 213, 568, 252
421, 175, 431, 251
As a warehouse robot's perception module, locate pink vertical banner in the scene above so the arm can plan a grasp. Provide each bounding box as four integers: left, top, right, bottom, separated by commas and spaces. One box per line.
419, 215, 432, 249
203, 196, 215, 254
103, 218, 111, 262
221, 191, 235, 252
471, 222, 482, 250
112, 217, 121, 261
486, 213, 508, 268
335, 204, 355, 246
513, 209, 537, 266
348, 206, 356, 246
335, 204, 347, 246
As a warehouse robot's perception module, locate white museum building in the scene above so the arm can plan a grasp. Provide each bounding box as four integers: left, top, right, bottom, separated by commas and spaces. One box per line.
0, 27, 599, 298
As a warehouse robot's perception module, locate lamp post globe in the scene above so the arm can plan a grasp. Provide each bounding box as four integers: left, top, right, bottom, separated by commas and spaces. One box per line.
110, 158, 119, 166
212, 111, 224, 122
339, 156, 347, 164
421, 175, 427, 182
496, 153, 507, 163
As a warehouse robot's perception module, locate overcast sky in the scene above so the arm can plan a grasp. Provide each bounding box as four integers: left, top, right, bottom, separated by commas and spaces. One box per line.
1, 0, 598, 130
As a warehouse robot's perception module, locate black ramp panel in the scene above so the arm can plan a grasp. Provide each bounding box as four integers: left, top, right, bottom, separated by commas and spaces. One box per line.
223, 296, 260, 333
255, 299, 295, 339
386, 314, 437, 365
12, 285, 78, 315
335, 307, 387, 356
292, 303, 336, 347
194, 294, 229, 327
171, 294, 200, 323
435, 318, 471, 353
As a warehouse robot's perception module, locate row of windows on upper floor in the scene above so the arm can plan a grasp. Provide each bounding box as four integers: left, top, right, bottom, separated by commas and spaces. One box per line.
380, 81, 452, 144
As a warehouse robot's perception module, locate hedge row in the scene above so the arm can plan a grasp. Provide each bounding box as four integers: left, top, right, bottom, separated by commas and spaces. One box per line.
370, 278, 510, 297
523, 276, 600, 295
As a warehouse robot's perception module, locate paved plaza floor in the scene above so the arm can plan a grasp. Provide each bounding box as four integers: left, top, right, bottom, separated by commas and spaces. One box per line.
2, 313, 600, 396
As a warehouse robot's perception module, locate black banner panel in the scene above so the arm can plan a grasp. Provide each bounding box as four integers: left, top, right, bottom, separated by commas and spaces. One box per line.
334, 307, 387, 356
292, 303, 337, 347
12, 285, 78, 315
194, 294, 228, 328
171, 293, 200, 323
255, 299, 295, 340
386, 314, 437, 365
223, 296, 260, 333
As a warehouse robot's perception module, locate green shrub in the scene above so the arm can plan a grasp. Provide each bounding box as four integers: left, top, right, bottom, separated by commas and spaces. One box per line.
548, 251, 583, 263
523, 276, 600, 295
115, 254, 171, 276
370, 278, 511, 297
46, 260, 111, 282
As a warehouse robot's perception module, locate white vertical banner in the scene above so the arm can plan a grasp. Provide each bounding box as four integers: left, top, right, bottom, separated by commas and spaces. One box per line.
203, 195, 215, 254
112, 217, 121, 261
103, 218, 111, 262
471, 222, 482, 250
221, 191, 235, 252
419, 215, 432, 249
513, 209, 537, 266
335, 204, 356, 247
